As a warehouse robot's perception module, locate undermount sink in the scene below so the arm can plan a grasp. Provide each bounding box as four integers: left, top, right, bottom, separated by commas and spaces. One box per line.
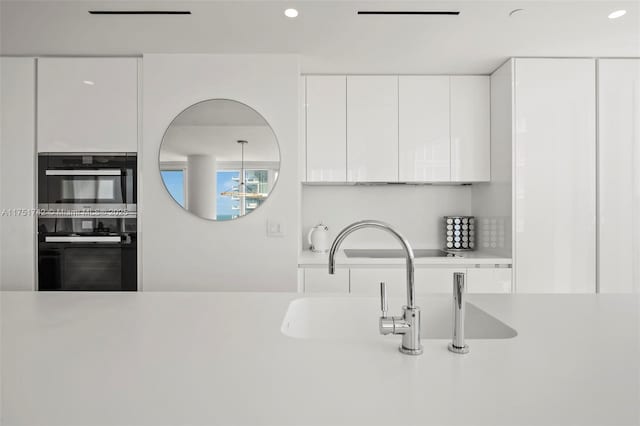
281, 295, 517, 340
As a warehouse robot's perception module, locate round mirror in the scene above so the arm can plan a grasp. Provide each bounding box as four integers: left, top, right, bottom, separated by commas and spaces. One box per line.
159, 99, 280, 221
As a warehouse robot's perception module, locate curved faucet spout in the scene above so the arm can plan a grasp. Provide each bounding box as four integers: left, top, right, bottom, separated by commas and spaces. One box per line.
328, 220, 416, 308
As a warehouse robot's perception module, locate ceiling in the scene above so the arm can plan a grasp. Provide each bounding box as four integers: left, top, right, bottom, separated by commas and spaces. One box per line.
1, 0, 638, 74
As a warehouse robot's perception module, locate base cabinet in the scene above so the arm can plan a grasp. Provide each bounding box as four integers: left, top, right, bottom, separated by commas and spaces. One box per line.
301, 267, 511, 295
303, 268, 349, 293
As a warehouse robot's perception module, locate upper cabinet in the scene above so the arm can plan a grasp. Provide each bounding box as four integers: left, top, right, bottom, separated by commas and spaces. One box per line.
450, 76, 490, 182
346, 76, 399, 182
303, 74, 490, 183
399, 76, 450, 182
305, 76, 346, 182
37, 57, 138, 152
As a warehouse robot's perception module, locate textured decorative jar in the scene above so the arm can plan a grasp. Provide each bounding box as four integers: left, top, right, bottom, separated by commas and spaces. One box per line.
444, 216, 475, 251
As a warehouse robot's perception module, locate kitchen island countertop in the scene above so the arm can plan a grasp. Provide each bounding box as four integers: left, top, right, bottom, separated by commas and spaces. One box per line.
1, 291, 638, 426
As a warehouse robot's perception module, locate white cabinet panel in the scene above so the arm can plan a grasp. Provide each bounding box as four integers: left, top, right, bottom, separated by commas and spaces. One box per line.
347, 76, 398, 182
415, 268, 466, 294
304, 268, 349, 293
514, 58, 596, 293
399, 76, 450, 182
466, 268, 512, 293
598, 59, 640, 293
37, 58, 138, 152
349, 268, 405, 298
1, 58, 36, 291
450, 76, 490, 182
305, 76, 346, 182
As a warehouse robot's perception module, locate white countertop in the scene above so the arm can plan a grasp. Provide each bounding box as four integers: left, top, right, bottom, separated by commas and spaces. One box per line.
299, 249, 512, 267
1, 291, 638, 426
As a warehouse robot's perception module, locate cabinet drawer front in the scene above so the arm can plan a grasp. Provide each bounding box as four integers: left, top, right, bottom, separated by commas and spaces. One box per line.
304, 268, 349, 293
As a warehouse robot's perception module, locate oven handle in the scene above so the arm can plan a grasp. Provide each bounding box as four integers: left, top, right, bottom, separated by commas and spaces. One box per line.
45, 169, 122, 176
44, 236, 122, 243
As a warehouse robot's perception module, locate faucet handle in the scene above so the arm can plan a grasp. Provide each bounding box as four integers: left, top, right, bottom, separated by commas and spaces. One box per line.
380, 282, 388, 317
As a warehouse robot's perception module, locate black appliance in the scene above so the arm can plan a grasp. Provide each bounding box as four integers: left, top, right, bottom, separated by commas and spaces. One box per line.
38, 153, 136, 213
38, 217, 137, 291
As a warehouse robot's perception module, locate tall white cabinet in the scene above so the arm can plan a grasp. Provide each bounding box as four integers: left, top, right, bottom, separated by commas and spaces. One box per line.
305, 76, 347, 182
398, 76, 450, 181
598, 59, 640, 293
346, 76, 399, 182
37, 57, 138, 152
0, 57, 36, 290
512, 58, 597, 293
450, 76, 491, 182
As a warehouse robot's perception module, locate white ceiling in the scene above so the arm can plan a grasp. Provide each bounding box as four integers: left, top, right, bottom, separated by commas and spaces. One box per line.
1, 0, 639, 74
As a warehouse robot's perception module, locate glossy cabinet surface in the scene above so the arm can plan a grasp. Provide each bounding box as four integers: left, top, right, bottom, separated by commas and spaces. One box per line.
598, 59, 640, 293
450, 76, 490, 182
303, 268, 349, 293
399, 76, 450, 181
305, 76, 347, 182
514, 58, 596, 293
0, 58, 36, 291
37, 57, 138, 152
346, 76, 399, 182
466, 268, 512, 293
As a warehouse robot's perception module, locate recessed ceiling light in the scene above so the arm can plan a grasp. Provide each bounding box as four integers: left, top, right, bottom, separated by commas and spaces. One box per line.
608, 9, 626, 19
284, 8, 298, 18
83, 80, 95, 86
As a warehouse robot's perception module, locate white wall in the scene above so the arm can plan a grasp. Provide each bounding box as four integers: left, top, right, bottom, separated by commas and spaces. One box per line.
142, 54, 299, 291
301, 185, 471, 249
0, 57, 36, 291
471, 59, 514, 258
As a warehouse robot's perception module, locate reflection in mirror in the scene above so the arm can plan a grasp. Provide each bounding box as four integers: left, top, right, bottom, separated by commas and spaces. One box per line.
159, 99, 280, 221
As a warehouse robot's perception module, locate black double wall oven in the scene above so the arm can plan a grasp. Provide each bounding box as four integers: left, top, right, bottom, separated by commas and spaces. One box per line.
38, 154, 137, 291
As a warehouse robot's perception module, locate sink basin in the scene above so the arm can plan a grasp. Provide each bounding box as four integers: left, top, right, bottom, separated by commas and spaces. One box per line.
281, 295, 517, 340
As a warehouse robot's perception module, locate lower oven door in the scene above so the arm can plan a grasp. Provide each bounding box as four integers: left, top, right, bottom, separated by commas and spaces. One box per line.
38, 239, 136, 291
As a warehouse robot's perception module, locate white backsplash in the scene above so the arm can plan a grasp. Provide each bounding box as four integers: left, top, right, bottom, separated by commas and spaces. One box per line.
302, 185, 472, 250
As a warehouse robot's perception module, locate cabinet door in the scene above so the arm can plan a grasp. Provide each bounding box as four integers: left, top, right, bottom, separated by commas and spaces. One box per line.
37, 58, 138, 152
304, 268, 349, 294
514, 58, 596, 293
598, 59, 640, 293
399, 76, 450, 182
347, 76, 398, 182
450, 76, 490, 182
305, 76, 347, 182
0, 58, 36, 291
466, 268, 512, 293
349, 268, 405, 298
415, 268, 466, 294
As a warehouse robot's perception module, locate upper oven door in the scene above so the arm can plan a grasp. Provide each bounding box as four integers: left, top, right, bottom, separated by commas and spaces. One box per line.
39, 154, 136, 210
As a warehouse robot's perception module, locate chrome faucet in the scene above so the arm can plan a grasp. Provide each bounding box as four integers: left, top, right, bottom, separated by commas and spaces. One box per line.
328, 220, 423, 355
448, 272, 469, 354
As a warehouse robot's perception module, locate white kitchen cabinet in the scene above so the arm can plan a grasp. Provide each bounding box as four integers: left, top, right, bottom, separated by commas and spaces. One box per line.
0, 58, 36, 291
466, 268, 512, 293
346, 76, 398, 182
349, 268, 405, 298
398, 76, 450, 182
597, 59, 640, 293
415, 268, 467, 293
305, 76, 347, 182
37, 57, 138, 152
303, 268, 349, 294
513, 58, 596, 293
450, 76, 490, 182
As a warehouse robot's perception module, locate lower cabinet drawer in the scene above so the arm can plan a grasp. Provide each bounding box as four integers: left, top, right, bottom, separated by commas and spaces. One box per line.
303, 268, 349, 293
349, 268, 405, 298
466, 268, 512, 293
415, 268, 467, 293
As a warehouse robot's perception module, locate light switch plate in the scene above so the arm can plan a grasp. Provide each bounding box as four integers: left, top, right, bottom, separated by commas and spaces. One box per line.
267, 219, 285, 237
